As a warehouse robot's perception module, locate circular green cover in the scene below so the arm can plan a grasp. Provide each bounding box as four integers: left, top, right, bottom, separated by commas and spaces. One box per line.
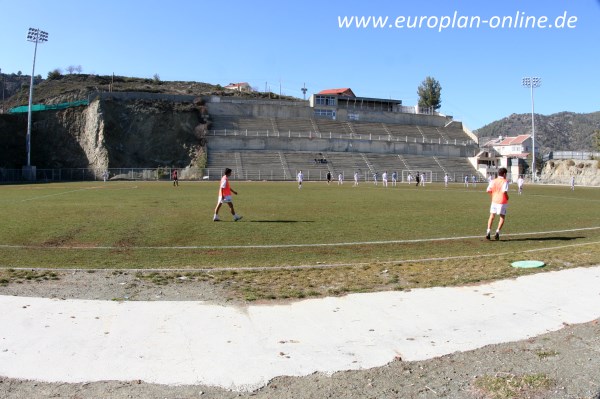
511, 260, 545, 268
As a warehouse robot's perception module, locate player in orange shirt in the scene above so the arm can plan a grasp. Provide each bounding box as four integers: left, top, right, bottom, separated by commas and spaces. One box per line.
213, 168, 243, 222
485, 167, 509, 240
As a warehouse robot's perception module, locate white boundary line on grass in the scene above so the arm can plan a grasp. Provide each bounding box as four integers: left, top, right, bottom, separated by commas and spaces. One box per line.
4, 240, 600, 273
0, 226, 598, 250
19, 187, 102, 202
19, 185, 139, 202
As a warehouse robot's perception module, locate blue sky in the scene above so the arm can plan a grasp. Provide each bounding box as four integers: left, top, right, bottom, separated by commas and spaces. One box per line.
1, 0, 599, 130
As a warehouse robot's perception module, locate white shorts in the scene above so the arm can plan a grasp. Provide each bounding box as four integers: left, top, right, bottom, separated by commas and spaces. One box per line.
219, 195, 233, 204
490, 203, 507, 215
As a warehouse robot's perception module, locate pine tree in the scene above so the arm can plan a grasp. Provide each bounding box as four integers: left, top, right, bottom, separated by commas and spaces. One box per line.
417, 76, 442, 111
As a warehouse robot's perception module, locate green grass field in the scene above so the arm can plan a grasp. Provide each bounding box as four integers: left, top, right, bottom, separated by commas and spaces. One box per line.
1, 180, 599, 300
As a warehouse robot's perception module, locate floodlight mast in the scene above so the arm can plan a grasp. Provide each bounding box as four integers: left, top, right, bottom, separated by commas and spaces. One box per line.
25, 27, 48, 168
301, 83, 307, 100
522, 77, 541, 182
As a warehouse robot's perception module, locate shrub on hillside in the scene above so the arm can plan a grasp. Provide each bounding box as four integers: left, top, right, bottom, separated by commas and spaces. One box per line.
47, 69, 62, 80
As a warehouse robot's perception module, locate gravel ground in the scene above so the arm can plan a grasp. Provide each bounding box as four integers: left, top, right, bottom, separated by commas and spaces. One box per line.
1, 269, 599, 399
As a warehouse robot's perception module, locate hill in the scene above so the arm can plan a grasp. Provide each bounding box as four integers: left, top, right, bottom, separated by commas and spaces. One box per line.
0, 73, 297, 111
0, 73, 43, 112
475, 111, 600, 154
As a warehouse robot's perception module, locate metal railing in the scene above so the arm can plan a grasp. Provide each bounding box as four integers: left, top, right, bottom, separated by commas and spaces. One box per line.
0, 167, 201, 183
0, 167, 479, 184
207, 129, 476, 146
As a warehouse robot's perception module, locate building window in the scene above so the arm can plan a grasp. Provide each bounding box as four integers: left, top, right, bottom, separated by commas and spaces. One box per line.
314, 109, 336, 119
315, 95, 336, 106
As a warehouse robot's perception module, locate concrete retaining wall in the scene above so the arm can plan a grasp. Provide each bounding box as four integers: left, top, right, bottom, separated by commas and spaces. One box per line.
207, 136, 475, 157
206, 100, 452, 127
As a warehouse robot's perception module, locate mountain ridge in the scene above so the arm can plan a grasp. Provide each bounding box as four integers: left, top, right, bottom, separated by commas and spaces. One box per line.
475, 111, 600, 153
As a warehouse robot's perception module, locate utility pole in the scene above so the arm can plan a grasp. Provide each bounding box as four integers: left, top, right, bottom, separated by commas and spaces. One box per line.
0, 67, 4, 113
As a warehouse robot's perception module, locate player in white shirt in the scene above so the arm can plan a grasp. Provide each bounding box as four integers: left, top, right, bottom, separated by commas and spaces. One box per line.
517, 176, 524, 195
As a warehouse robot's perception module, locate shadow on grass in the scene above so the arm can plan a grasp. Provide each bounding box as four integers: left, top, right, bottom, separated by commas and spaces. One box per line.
250, 220, 315, 223
507, 236, 585, 242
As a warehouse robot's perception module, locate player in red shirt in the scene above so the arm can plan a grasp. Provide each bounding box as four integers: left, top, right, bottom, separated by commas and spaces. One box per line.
172, 169, 179, 187
213, 168, 242, 222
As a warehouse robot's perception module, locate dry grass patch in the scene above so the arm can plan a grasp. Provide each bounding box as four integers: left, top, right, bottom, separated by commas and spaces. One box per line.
473, 373, 553, 399
0, 268, 59, 286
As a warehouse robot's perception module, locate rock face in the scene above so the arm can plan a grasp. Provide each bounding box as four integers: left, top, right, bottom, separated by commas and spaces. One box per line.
100, 99, 205, 169
0, 97, 207, 174
541, 159, 600, 186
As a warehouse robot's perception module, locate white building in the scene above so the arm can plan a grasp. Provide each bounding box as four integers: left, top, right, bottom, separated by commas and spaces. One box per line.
224, 82, 252, 92
474, 134, 533, 181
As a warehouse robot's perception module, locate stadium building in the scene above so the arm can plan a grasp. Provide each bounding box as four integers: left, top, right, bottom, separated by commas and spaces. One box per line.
204, 88, 480, 183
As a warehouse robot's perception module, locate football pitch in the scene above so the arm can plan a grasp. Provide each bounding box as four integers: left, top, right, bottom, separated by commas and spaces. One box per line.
1, 180, 599, 300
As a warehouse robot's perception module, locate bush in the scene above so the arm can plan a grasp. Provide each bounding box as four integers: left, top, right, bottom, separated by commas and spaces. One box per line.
47, 69, 62, 80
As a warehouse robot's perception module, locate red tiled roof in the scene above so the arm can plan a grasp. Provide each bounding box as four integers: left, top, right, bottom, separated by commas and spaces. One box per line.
317, 88, 356, 97
225, 82, 250, 88
497, 135, 530, 146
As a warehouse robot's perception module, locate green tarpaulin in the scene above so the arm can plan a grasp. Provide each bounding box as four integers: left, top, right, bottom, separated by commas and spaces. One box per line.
8, 100, 89, 113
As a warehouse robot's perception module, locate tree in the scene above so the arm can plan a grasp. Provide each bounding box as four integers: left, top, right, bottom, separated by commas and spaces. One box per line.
47, 69, 62, 80
417, 76, 442, 111
594, 129, 600, 152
